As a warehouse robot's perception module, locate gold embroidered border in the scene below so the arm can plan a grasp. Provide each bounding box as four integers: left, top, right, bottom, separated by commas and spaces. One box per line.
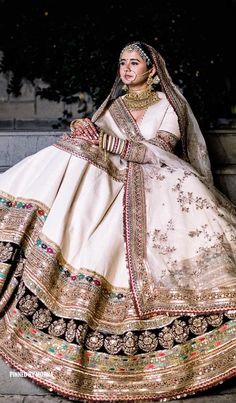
2, 192, 236, 331
22, 247, 178, 333
0, 197, 176, 332
0, 307, 236, 401
15, 281, 236, 355
149, 130, 179, 152
55, 134, 126, 182
0, 191, 50, 212
0, 194, 47, 254
124, 163, 236, 316
124, 141, 146, 163
109, 98, 144, 142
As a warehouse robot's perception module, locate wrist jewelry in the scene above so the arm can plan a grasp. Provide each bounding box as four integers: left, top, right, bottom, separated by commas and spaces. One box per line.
99, 130, 107, 161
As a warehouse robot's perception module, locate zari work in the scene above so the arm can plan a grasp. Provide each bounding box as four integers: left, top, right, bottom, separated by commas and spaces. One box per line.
0, 52, 236, 400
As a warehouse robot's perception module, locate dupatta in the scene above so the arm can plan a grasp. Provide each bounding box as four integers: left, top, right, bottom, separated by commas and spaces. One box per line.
91, 44, 236, 317
92, 43, 213, 184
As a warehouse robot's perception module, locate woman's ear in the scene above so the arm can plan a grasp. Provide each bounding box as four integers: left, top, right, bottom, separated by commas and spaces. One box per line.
150, 65, 157, 77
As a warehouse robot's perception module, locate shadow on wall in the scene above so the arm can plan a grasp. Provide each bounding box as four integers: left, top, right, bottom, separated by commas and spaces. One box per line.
0, 72, 94, 130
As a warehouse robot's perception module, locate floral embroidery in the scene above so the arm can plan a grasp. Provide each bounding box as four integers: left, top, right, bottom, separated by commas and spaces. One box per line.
148, 220, 176, 255
149, 130, 179, 152
144, 166, 166, 181
0, 242, 14, 262
0, 196, 48, 220
65, 320, 77, 343
138, 330, 158, 352
48, 319, 67, 337
171, 171, 213, 212
104, 334, 123, 355
16, 282, 235, 356
36, 238, 54, 255
18, 295, 39, 316
32, 308, 52, 329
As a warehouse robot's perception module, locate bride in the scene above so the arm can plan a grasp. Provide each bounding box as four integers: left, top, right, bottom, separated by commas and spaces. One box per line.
0, 41, 235, 402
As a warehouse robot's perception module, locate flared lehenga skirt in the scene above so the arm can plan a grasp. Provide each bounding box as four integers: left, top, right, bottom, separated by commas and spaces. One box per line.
0, 140, 236, 401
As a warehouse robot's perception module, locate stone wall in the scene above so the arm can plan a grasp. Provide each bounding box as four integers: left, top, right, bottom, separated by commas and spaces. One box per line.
0, 131, 63, 172
0, 70, 94, 130
205, 129, 236, 203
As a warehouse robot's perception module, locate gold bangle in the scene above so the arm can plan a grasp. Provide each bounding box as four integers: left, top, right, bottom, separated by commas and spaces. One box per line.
99, 130, 107, 161
99, 130, 104, 151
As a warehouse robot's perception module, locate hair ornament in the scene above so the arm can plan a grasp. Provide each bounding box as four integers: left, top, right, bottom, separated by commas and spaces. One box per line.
120, 43, 151, 66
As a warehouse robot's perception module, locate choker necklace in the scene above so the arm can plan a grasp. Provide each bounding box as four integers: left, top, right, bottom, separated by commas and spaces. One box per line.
123, 87, 160, 111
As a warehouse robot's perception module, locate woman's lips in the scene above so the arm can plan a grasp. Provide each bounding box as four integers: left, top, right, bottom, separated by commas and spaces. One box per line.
124, 75, 133, 80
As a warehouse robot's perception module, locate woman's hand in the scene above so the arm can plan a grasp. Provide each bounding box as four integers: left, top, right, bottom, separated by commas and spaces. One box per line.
78, 135, 99, 146
70, 118, 99, 141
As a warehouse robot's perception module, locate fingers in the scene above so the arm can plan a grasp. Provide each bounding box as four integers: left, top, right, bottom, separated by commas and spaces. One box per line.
83, 118, 99, 139
70, 118, 99, 140
73, 126, 85, 135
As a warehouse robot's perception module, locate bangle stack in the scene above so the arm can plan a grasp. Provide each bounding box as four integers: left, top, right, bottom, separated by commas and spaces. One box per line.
99, 131, 128, 157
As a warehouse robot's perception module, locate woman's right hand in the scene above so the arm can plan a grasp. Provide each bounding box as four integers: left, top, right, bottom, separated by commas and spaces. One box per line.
70, 118, 99, 141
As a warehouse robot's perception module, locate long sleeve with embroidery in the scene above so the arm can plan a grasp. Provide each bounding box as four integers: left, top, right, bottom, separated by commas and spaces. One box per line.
99, 104, 181, 163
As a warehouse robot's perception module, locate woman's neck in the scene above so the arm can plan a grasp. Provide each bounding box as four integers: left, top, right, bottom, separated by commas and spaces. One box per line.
128, 84, 148, 93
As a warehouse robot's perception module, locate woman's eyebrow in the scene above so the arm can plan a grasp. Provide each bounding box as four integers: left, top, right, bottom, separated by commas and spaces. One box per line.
120, 58, 141, 62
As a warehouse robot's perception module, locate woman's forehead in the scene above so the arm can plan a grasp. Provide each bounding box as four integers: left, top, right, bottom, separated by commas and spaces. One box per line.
120, 50, 144, 61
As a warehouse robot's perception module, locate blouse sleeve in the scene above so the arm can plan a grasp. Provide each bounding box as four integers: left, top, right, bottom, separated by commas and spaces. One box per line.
98, 104, 181, 164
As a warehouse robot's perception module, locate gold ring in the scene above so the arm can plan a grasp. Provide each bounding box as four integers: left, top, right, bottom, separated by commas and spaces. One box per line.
70, 119, 82, 131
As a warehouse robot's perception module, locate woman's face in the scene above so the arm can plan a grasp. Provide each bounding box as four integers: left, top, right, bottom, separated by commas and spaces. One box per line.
119, 50, 151, 89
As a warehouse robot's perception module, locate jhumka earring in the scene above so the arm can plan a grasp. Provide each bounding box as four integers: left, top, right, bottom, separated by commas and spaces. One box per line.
147, 74, 160, 90
122, 84, 128, 92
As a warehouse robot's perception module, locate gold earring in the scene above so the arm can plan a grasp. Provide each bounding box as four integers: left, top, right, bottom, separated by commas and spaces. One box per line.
147, 75, 154, 91
147, 74, 160, 90
153, 75, 160, 84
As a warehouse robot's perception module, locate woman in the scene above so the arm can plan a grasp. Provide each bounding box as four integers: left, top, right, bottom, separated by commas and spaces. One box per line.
0, 41, 235, 401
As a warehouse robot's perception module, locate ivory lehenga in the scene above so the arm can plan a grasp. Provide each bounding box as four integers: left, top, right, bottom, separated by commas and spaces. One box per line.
0, 46, 236, 402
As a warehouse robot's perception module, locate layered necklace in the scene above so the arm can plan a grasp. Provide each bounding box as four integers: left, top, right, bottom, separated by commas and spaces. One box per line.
123, 87, 160, 111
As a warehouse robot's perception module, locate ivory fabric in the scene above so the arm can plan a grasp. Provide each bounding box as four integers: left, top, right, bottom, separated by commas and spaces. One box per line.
0, 92, 236, 402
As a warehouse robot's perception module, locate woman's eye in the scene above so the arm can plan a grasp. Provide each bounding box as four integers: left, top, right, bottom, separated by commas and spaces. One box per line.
119, 61, 125, 66
131, 62, 138, 66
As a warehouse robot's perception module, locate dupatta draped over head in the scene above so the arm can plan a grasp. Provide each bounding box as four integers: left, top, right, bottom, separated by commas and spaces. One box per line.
93, 41, 214, 185
90, 41, 235, 318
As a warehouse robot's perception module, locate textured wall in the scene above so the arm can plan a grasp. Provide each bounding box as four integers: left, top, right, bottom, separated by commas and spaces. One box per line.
205, 130, 236, 203
0, 72, 94, 130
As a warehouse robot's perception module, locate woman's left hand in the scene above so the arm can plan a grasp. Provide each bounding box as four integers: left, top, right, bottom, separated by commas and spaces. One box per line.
70, 118, 99, 141
78, 135, 99, 145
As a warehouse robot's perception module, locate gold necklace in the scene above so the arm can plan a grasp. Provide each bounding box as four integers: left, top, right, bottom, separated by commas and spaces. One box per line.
123, 87, 160, 111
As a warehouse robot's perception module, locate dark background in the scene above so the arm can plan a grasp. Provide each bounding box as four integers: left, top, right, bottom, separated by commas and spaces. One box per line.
0, 0, 235, 129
